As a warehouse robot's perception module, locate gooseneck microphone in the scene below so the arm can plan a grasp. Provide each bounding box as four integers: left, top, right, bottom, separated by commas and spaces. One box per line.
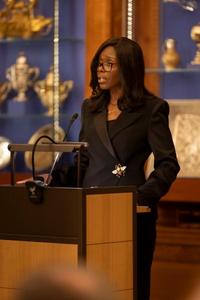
25, 135, 56, 203
25, 113, 79, 203
63, 113, 79, 141
45, 113, 79, 185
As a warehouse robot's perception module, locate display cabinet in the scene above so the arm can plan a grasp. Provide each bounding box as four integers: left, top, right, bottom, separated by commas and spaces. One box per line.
0, 0, 85, 175
159, 1, 200, 99
144, 0, 200, 178
145, 1, 200, 97
131, 1, 200, 197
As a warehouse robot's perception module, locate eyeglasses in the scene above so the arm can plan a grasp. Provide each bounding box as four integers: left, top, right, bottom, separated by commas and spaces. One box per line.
97, 62, 116, 72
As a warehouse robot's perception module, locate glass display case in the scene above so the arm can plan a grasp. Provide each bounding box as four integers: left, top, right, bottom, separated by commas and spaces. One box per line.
144, 0, 200, 179
147, 0, 200, 99
0, 0, 85, 173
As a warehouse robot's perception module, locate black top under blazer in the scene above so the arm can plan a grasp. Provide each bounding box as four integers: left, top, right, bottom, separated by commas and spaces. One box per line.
79, 96, 180, 208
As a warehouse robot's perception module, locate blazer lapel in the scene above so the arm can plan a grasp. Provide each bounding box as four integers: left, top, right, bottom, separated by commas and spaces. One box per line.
94, 110, 117, 159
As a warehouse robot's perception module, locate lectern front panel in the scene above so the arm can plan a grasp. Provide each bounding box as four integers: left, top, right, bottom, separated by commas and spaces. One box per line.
0, 240, 78, 300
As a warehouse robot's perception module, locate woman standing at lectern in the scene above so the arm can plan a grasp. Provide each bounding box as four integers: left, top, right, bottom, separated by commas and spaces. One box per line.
52, 37, 180, 300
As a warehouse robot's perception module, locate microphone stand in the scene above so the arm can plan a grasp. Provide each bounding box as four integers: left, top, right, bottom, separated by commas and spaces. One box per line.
45, 113, 79, 185
45, 151, 61, 185
24, 113, 80, 202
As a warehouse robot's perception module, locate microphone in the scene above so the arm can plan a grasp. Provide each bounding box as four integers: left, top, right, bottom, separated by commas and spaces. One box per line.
25, 134, 55, 204
26, 113, 79, 202
63, 113, 79, 141
45, 113, 79, 185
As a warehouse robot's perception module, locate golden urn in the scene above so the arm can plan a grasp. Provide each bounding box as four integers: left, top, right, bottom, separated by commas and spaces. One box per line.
0, 0, 52, 39
6, 52, 40, 102
34, 67, 74, 116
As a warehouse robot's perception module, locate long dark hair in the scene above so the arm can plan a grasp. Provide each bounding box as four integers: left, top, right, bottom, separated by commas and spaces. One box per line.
89, 37, 152, 112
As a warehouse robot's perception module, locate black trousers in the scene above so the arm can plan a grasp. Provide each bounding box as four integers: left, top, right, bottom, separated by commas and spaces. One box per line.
136, 213, 157, 300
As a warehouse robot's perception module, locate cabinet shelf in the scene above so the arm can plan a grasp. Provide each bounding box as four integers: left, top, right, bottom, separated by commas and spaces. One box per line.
0, 113, 72, 120
146, 67, 200, 74
0, 37, 84, 44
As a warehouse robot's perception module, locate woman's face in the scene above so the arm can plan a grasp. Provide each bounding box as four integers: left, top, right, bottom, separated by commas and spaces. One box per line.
97, 46, 122, 92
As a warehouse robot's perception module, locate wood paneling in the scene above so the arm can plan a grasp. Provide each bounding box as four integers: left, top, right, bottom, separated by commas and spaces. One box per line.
86, 192, 134, 299
151, 179, 200, 300
110, 0, 123, 37
0, 289, 19, 300
0, 240, 78, 300
85, 0, 160, 96
85, 0, 111, 98
115, 289, 133, 300
154, 227, 200, 262
0, 240, 78, 288
135, 0, 160, 95
151, 261, 200, 300
85, 0, 123, 97
87, 242, 133, 290
86, 192, 132, 244
0, 172, 31, 185
162, 178, 200, 202
87, 242, 133, 299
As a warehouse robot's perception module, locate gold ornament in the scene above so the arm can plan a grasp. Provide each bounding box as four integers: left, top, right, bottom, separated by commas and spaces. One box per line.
0, 0, 52, 39
190, 23, 200, 65
6, 52, 39, 102
161, 38, 181, 70
34, 66, 74, 116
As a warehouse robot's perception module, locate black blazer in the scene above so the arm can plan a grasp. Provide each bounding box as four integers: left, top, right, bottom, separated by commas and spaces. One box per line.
79, 96, 180, 206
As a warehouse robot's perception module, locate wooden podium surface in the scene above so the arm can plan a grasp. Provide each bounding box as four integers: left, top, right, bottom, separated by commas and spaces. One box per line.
0, 185, 137, 300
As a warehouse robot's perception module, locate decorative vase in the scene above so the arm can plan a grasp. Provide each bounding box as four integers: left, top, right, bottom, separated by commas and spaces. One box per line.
161, 38, 181, 70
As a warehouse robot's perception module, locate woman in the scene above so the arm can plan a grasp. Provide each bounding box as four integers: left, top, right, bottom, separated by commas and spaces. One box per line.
77, 37, 180, 300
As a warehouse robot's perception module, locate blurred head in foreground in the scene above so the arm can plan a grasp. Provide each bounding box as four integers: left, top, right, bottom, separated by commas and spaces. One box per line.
185, 279, 200, 300
17, 265, 114, 300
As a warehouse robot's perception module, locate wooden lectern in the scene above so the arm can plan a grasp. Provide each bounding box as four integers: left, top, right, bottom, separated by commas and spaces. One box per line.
0, 185, 136, 300
0, 143, 139, 300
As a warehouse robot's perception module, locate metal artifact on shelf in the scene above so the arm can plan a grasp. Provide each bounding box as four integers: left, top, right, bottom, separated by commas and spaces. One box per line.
24, 123, 65, 172
163, 0, 197, 11
161, 38, 181, 70
6, 51, 40, 102
0, 136, 11, 169
190, 23, 200, 65
0, 0, 52, 39
34, 66, 74, 116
